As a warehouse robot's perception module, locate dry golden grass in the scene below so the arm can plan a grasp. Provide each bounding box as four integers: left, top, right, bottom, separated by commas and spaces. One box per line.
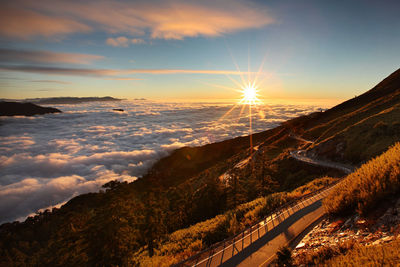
325, 238, 400, 266
324, 142, 400, 216
293, 238, 400, 266
293, 239, 356, 266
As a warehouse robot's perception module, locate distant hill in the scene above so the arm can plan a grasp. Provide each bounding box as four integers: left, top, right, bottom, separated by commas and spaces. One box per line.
0, 101, 61, 116
0, 69, 399, 266
26, 96, 122, 104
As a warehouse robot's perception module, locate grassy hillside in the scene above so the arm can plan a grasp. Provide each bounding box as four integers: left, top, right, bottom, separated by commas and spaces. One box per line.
325, 239, 400, 266
303, 68, 400, 163
324, 142, 400, 216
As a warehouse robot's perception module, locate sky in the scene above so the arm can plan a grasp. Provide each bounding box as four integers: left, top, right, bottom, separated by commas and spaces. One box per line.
0, 0, 400, 103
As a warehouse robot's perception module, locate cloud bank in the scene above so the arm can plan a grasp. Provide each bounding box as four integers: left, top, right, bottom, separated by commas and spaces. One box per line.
0, 101, 319, 223
106, 37, 146, 47
0, 48, 104, 65
0, 65, 252, 78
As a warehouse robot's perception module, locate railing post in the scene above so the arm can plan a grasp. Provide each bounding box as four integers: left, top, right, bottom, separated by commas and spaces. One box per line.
270, 213, 274, 227
242, 231, 244, 250
250, 225, 252, 244
242, 230, 244, 250
206, 248, 213, 267
220, 241, 225, 265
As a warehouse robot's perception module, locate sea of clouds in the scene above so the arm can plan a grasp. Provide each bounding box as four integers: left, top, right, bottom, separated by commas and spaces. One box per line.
0, 100, 322, 224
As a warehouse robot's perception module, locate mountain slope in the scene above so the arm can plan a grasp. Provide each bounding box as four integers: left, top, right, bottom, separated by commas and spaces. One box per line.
1, 69, 399, 266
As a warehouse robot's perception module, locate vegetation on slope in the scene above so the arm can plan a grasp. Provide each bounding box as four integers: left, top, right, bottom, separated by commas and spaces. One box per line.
292, 238, 400, 266
309, 102, 400, 164
325, 239, 400, 266
324, 142, 400, 216
284, 68, 400, 164
130, 177, 337, 266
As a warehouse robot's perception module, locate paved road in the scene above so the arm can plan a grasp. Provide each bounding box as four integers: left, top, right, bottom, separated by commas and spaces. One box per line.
185, 188, 332, 267
288, 133, 354, 174
237, 200, 325, 266
221, 190, 330, 267
290, 150, 354, 174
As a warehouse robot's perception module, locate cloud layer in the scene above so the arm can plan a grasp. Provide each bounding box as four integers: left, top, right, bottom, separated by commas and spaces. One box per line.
106, 37, 146, 47
0, 0, 274, 40
0, 48, 104, 65
0, 101, 319, 223
0, 65, 251, 78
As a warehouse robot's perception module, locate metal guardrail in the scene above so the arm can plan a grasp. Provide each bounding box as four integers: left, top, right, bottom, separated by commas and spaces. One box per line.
173, 179, 341, 267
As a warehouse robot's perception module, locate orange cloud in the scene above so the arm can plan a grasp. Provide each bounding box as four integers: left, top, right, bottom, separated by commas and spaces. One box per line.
29, 80, 72, 84
0, 6, 91, 40
131, 38, 146, 44
106, 37, 130, 47
0, 66, 118, 77
0, 49, 104, 65
106, 37, 146, 47
123, 69, 253, 75
105, 77, 143, 81
2, 0, 274, 40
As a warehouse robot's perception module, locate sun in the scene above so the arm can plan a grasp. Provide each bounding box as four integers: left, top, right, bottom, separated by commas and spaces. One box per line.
240, 83, 261, 105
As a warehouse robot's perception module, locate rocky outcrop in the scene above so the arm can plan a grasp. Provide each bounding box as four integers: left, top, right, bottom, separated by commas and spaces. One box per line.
0, 101, 62, 116
292, 197, 400, 262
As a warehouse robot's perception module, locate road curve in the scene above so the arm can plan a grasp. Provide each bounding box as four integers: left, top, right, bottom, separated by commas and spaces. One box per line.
290, 150, 354, 174
177, 185, 335, 267
175, 136, 353, 267
288, 133, 355, 174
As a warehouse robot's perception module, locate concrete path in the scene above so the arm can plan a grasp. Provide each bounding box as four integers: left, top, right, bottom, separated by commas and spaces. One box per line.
235, 200, 325, 266
183, 188, 332, 267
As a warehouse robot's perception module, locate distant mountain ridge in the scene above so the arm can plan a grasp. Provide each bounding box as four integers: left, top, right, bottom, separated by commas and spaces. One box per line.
26, 96, 123, 104
0, 101, 61, 116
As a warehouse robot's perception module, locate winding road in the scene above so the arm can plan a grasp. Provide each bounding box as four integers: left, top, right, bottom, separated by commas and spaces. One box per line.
175, 134, 354, 267
290, 150, 354, 174
289, 133, 354, 174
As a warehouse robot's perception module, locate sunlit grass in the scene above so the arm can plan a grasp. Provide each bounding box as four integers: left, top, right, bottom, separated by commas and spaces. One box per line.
326, 239, 400, 266
294, 238, 400, 266
324, 142, 400, 216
